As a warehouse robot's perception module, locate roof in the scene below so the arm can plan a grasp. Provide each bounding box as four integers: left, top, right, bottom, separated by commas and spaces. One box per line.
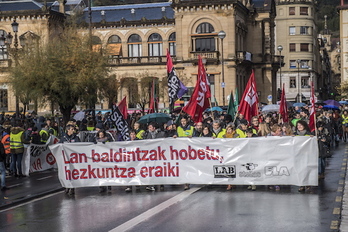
0, 0, 43, 11
82, 2, 174, 23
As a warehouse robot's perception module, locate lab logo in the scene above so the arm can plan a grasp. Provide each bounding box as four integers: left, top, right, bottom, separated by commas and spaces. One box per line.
265, 166, 290, 176
239, 163, 261, 177
213, 165, 236, 178
242, 163, 258, 171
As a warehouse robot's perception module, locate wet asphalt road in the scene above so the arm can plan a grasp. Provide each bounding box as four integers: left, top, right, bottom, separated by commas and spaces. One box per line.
0, 143, 347, 232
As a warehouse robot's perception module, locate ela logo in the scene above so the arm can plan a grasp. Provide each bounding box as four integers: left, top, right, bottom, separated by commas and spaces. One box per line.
213, 165, 236, 178
265, 166, 290, 176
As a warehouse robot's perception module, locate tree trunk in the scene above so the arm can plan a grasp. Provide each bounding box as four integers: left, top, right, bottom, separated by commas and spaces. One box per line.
60, 105, 73, 128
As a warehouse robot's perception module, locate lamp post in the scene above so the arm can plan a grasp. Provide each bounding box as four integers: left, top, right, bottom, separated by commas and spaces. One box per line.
277, 45, 283, 89
297, 59, 302, 103
7, 20, 20, 117
218, 30, 226, 106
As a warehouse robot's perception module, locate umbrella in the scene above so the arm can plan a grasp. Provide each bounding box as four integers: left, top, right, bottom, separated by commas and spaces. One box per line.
73, 111, 85, 121
207, 106, 223, 112
138, 113, 171, 124
324, 100, 340, 107
339, 100, 348, 105
323, 105, 340, 110
293, 102, 306, 107
315, 100, 326, 106
261, 104, 280, 113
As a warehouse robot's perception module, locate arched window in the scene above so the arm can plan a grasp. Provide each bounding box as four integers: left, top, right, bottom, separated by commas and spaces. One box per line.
107, 35, 122, 57
91, 36, 102, 53
168, 32, 176, 56
148, 33, 163, 57
193, 23, 216, 52
128, 34, 142, 57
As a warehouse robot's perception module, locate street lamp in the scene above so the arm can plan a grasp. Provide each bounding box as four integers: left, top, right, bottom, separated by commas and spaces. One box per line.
7, 19, 20, 117
218, 30, 226, 106
277, 45, 283, 89
297, 59, 302, 103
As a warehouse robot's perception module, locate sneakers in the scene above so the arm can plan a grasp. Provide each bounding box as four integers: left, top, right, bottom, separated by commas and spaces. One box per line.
275, 186, 280, 191
99, 187, 107, 193
146, 186, 155, 191
68, 188, 75, 195
125, 187, 132, 192
184, 184, 190, 190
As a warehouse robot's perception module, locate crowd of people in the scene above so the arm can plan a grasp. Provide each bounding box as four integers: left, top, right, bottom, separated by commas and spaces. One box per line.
0, 102, 344, 194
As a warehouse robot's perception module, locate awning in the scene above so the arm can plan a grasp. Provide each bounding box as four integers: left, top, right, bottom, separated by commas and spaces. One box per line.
286, 93, 298, 100
107, 43, 122, 56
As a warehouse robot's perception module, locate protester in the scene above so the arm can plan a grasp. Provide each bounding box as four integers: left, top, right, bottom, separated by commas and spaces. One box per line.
235, 119, 248, 138
10, 126, 29, 178
39, 123, 50, 144
0, 140, 8, 191
316, 121, 330, 180
95, 130, 112, 193
192, 122, 204, 137
60, 124, 81, 195
211, 120, 226, 138
223, 124, 238, 138
1, 126, 11, 171
175, 116, 194, 138
258, 122, 271, 137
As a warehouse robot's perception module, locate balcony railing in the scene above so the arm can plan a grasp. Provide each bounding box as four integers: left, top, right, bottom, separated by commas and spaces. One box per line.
108, 56, 169, 65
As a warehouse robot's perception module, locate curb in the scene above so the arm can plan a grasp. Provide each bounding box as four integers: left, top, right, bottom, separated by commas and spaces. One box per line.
0, 187, 65, 211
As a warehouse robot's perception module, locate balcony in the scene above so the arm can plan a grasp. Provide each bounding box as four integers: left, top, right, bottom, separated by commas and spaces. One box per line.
237, 51, 252, 63
108, 56, 168, 66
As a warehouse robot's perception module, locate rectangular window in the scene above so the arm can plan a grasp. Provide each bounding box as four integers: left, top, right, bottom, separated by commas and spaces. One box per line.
289, 27, 296, 35
300, 60, 309, 69
290, 78, 296, 88
300, 26, 309, 35
301, 77, 309, 88
289, 43, 296, 52
289, 7, 295, 15
195, 38, 215, 52
300, 7, 308, 15
300, 43, 309, 52
290, 60, 297, 69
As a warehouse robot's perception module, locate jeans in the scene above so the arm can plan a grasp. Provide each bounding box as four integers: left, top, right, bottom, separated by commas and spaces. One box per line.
0, 162, 5, 187
11, 153, 23, 176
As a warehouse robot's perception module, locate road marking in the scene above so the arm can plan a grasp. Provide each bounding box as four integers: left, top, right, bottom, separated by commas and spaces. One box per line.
7, 183, 23, 188
0, 191, 64, 213
340, 180, 345, 185
338, 187, 343, 192
341, 174, 345, 178
333, 208, 341, 214
343, 163, 347, 166
344, 158, 348, 161
37, 176, 52, 181
336, 196, 342, 202
109, 186, 202, 232
331, 221, 339, 230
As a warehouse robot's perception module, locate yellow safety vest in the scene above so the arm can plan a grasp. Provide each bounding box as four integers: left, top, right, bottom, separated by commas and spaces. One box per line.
212, 129, 226, 138
87, 126, 94, 131
40, 130, 49, 143
10, 131, 24, 149
136, 130, 145, 140
177, 126, 194, 137
342, 115, 348, 124
235, 128, 247, 138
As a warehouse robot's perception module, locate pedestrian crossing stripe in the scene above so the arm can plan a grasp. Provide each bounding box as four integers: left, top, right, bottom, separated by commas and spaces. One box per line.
331, 221, 339, 230
340, 180, 344, 185
341, 167, 346, 170
333, 208, 341, 214
342, 163, 347, 166
338, 187, 343, 192
336, 196, 342, 202
341, 174, 345, 178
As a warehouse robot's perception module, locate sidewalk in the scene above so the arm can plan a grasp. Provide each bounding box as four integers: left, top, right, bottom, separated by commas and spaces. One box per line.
0, 169, 64, 210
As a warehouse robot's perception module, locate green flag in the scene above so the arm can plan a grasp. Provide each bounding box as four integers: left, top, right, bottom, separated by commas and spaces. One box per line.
214, 95, 219, 106
227, 90, 236, 118
234, 87, 239, 113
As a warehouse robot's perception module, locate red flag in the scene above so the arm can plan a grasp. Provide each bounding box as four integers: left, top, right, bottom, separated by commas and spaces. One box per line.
118, 96, 128, 119
238, 70, 259, 122
309, 81, 316, 132
279, 84, 288, 123
183, 56, 211, 123
148, 79, 155, 113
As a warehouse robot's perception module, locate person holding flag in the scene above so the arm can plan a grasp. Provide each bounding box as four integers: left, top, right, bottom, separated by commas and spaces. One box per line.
279, 83, 288, 123
238, 70, 259, 122
167, 49, 188, 112
183, 55, 211, 123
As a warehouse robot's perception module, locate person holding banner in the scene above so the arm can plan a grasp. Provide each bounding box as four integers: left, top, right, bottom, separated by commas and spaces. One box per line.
96, 130, 112, 193
211, 120, 226, 138
294, 120, 313, 192
175, 116, 194, 138
0, 141, 8, 191
60, 124, 81, 196
10, 126, 30, 178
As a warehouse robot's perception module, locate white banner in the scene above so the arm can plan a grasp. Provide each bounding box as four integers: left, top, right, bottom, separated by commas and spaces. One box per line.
49, 136, 319, 188
23, 136, 60, 176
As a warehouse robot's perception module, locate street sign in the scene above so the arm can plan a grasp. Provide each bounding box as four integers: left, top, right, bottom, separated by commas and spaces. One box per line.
221, 82, 225, 88
267, 95, 272, 101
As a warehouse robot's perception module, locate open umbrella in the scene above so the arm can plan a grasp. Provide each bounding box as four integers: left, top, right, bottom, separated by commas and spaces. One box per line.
206, 106, 223, 112
261, 104, 280, 113
323, 105, 340, 110
73, 111, 85, 121
315, 100, 326, 106
324, 100, 340, 107
138, 113, 171, 124
293, 102, 306, 107
339, 100, 348, 105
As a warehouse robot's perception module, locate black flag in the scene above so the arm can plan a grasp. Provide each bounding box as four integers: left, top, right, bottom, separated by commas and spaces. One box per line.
110, 104, 130, 141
